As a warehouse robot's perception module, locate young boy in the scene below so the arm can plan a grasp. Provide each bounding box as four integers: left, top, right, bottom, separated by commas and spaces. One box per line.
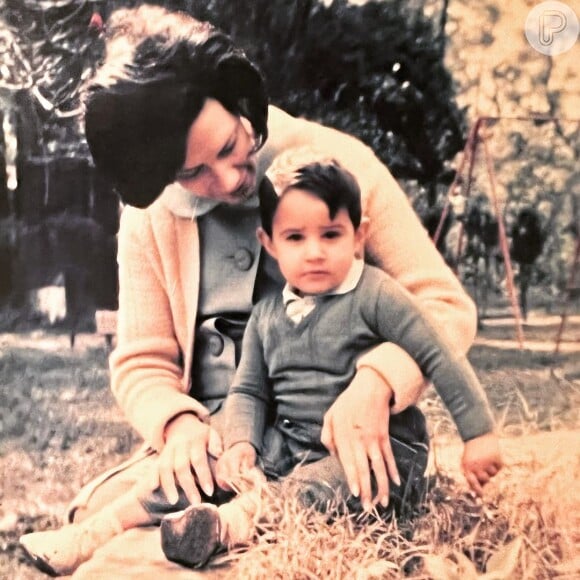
160, 154, 503, 567
20, 154, 502, 575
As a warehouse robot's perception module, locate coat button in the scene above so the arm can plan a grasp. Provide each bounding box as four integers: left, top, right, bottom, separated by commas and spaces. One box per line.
234, 248, 254, 271
208, 333, 224, 356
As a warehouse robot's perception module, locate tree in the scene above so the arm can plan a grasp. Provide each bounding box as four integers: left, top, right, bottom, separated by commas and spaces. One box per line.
1, 0, 468, 324
1, 0, 466, 190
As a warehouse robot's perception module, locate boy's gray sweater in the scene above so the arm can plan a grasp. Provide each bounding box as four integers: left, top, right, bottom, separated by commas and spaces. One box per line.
225, 264, 494, 452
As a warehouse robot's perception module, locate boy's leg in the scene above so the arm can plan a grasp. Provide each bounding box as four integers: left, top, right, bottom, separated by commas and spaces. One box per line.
284, 406, 429, 515
161, 469, 265, 568
161, 408, 429, 570
160, 420, 286, 568
386, 405, 429, 514
21, 438, 236, 576
22, 445, 237, 577
27, 409, 230, 574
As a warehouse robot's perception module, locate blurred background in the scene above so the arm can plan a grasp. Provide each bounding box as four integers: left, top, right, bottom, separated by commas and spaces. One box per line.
0, 0, 578, 336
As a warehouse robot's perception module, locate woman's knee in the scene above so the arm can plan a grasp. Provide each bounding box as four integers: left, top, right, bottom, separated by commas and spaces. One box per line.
72, 476, 138, 523
69, 451, 158, 523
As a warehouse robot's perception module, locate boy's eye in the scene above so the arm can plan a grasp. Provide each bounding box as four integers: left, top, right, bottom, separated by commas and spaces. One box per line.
323, 230, 342, 239
286, 233, 303, 242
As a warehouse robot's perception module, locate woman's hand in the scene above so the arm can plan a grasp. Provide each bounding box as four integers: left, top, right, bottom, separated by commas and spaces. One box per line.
215, 442, 257, 491
461, 432, 503, 496
321, 367, 400, 510
151, 413, 223, 505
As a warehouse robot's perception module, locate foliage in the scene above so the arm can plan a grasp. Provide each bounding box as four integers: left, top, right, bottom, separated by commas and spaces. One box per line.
1, 0, 103, 111
1, 0, 465, 190
440, 0, 580, 295
191, 0, 465, 189
0, 0, 105, 157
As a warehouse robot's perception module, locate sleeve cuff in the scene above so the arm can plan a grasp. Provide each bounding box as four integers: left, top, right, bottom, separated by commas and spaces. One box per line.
138, 392, 210, 452
356, 343, 427, 413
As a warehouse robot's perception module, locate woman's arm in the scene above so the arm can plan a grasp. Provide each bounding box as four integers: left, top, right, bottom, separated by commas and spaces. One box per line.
111, 207, 216, 504
356, 159, 477, 410
110, 207, 208, 450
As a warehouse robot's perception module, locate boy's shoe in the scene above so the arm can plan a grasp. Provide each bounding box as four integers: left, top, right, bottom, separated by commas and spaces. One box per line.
19, 513, 122, 576
160, 503, 222, 568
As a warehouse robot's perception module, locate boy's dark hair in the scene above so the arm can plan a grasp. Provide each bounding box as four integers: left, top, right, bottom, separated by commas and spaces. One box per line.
259, 161, 362, 236
84, 6, 268, 208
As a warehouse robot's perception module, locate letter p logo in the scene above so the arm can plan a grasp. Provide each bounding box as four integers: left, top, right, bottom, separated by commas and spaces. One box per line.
525, 1, 579, 56
539, 10, 567, 45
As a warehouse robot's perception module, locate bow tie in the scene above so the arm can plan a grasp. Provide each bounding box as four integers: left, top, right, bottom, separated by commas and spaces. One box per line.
285, 296, 317, 324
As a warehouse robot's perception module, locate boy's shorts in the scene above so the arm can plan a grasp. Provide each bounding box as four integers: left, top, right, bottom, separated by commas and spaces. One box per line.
260, 405, 429, 515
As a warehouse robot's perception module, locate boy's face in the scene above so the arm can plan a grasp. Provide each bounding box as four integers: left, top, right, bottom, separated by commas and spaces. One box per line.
259, 188, 366, 295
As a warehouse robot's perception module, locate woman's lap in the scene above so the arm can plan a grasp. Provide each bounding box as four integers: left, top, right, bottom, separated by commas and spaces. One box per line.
69, 445, 158, 523
70, 410, 228, 523
69, 406, 428, 523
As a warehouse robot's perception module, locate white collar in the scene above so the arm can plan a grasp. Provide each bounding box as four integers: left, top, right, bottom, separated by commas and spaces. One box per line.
159, 182, 259, 218
282, 259, 364, 305
159, 149, 267, 219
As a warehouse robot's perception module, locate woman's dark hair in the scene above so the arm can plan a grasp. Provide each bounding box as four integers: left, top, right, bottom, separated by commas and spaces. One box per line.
84, 5, 268, 208
259, 161, 362, 237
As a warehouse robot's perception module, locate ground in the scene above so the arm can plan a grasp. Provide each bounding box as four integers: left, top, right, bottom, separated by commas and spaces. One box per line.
0, 313, 578, 579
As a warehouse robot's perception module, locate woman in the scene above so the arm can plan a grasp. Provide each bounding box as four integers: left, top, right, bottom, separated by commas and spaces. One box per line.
74, 5, 476, 522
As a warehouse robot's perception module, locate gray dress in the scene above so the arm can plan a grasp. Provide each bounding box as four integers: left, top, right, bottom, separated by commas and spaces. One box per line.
191, 202, 283, 413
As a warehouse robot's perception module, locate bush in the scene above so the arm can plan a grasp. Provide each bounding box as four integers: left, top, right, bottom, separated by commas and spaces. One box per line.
190, 0, 466, 190
4, 0, 466, 191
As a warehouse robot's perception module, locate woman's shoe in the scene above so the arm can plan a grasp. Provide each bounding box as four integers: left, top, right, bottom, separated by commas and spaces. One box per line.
19, 513, 122, 576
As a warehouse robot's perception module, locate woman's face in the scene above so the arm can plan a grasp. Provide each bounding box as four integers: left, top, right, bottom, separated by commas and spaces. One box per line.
176, 98, 258, 203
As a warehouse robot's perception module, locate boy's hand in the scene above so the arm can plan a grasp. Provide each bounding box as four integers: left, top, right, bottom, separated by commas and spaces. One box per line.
461, 432, 503, 496
216, 442, 257, 491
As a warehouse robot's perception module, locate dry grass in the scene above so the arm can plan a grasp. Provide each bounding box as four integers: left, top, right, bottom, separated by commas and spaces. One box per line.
216, 431, 578, 579
1, 318, 579, 578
